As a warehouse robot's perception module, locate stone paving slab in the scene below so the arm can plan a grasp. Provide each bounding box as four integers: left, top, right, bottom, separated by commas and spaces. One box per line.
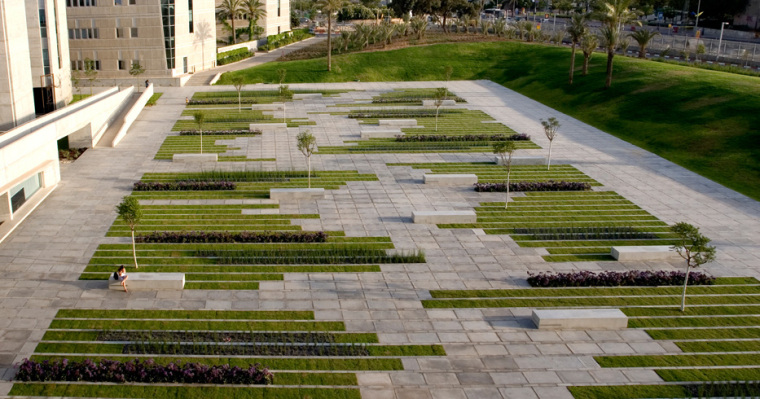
0, 81, 759, 398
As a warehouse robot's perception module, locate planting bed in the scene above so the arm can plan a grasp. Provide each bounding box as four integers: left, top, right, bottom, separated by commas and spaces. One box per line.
188, 89, 348, 107
10, 309, 445, 399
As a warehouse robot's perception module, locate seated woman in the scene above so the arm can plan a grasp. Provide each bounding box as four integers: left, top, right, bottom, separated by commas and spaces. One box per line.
114, 265, 128, 292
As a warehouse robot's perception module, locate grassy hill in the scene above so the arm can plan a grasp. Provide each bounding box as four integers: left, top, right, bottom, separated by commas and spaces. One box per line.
219, 42, 760, 201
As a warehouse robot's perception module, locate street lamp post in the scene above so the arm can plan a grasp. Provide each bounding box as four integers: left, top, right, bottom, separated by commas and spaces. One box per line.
693, 0, 702, 36
717, 21, 728, 61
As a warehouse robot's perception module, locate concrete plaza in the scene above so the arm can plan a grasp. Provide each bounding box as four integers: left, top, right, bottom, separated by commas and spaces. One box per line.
0, 80, 758, 399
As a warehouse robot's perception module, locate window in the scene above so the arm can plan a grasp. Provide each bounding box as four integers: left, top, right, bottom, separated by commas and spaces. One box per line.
130, 27, 138, 37
116, 28, 123, 38
68, 29, 74, 39
129, 0, 136, 3
10, 174, 42, 213
66, 0, 96, 6
118, 60, 125, 70
277, 0, 280, 16
188, 0, 193, 33
115, 0, 122, 5
161, 0, 175, 69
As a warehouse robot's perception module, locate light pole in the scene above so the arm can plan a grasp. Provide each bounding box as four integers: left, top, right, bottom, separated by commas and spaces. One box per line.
693, 0, 702, 36
717, 21, 728, 61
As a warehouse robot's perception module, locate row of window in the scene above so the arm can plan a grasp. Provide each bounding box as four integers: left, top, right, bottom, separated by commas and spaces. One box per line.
66, 0, 137, 6
68, 27, 138, 40
71, 59, 141, 71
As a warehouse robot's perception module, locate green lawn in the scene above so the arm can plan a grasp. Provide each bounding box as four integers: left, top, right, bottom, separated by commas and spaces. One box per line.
219, 41, 760, 200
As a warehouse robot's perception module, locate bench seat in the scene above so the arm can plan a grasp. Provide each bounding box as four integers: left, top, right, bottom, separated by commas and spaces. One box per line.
532, 309, 628, 330
412, 210, 476, 224
378, 119, 417, 127
423, 174, 478, 186
109, 272, 185, 291
611, 245, 681, 261
270, 188, 325, 201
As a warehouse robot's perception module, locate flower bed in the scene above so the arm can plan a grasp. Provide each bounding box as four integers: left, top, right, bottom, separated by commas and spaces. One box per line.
137, 231, 328, 244
348, 110, 453, 119
15, 358, 273, 385
179, 130, 260, 136
58, 148, 87, 162
473, 181, 591, 192
527, 270, 715, 288
133, 181, 236, 191
395, 134, 530, 142
216, 48, 254, 66
372, 96, 465, 104
513, 226, 656, 240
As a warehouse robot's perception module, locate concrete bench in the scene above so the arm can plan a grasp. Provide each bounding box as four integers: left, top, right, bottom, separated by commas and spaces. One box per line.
412, 210, 476, 224
378, 119, 417, 127
270, 188, 325, 201
293, 93, 322, 99
251, 103, 284, 111
422, 99, 456, 107
360, 129, 403, 139
495, 156, 547, 166
532, 309, 628, 330
611, 245, 681, 262
423, 174, 478, 186
172, 154, 218, 163
109, 272, 185, 291
249, 123, 287, 133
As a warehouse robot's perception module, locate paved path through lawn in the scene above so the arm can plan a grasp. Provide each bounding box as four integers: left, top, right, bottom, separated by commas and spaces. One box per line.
0, 80, 758, 399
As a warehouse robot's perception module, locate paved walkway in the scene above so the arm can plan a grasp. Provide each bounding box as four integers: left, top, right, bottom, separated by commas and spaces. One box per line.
0, 80, 758, 398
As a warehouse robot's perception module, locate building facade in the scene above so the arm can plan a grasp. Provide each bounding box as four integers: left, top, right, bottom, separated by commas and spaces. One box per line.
734, 0, 760, 31
0, 0, 72, 131
67, 0, 216, 85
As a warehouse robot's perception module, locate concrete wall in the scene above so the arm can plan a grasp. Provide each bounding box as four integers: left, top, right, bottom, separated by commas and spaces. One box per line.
262, 0, 290, 36
26, 0, 73, 108
0, 0, 36, 131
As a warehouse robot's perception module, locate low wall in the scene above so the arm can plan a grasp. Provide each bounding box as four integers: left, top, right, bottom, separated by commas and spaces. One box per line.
111, 84, 154, 147
217, 40, 260, 53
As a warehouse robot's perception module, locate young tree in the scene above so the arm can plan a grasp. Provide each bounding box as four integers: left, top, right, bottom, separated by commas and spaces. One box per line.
580, 33, 599, 76
630, 29, 659, 59
493, 140, 517, 210
217, 0, 244, 44
567, 13, 589, 84
444, 65, 453, 83
129, 61, 145, 91
116, 196, 142, 269
71, 70, 82, 97
317, 0, 344, 71
596, 0, 640, 88
296, 130, 317, 188
231, 75, 245, 112
540, 117, 560, 170
243, 0, 267, 40
431, 87, 448, 132
670, 222, 716, 312
193, 111, 205, 153
83, 58, 98, 96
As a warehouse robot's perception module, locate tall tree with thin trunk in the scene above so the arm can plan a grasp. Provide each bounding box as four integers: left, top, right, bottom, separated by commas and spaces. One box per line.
670, 222, 716, 312
83, 58, 98, 96
493, 141, 517, 210
217, 0, 244, 44
630, 29, 659, 59
116, 196, 142, 269
193, 111, 205, 154
540, 117, 560, 170
243, 0, 267, 40
231, 75, 245, 112
433, 87, 447, 132
297, 130, 317, 188
580, 33, 598, 76
596, 0, 640, 88
567, 13, 588, 84
317, 0, 344, 71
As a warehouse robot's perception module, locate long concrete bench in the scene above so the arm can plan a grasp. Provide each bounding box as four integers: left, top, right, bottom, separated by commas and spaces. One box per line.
360, 129, 403, 139
412, 210, 476, 224
532, 309, 628, 330
251, 103, 284, 111
422, 99, 457, 107
293, 93, 322, 99
249, 123, 287, 133
270, 188, 325, 201
495, 156, 547, 166
611, 245, 682, 262
423, 174, 478, 186
109, 272, 185, 291
172, 154, 218, 163
378, 119, 417, 127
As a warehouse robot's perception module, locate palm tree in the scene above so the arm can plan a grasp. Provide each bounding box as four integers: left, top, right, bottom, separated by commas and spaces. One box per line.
629, 29, 659, 59
317, 0, 344, 71
243, 0, 267, 41
596, 0, 640, 88
217, 0, 244, 44
580, 33, 598, 76
567, 13, 588, 84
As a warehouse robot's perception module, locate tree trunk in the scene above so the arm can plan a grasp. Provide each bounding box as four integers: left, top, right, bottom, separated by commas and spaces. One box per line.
200, 128, 203, 154
569, 43, 577, 84
327, 17, 333, 71
238, 92, 241, 112
605, 50, 614, 89
231, 17, 237, 44
582, 54, 589, 75
131, 228, 138, 269
505, 168, 511, 210
547, 140, 553, 171
307, 155, 311, 188
681, 263, 691, 312
639, 44, 646, 59
435, 107, 440, 131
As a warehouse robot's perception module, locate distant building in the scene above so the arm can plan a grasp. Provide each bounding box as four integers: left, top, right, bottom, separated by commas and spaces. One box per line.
66, 0, 216, 86
734, 0, 760, 30
0, 0, 72, 131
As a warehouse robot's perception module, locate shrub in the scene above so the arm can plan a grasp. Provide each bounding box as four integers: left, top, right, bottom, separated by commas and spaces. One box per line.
513, 226, 656, 240
526, 270, 716, 287
372, 96, 465, 104
179, 130, 259, 136
137, 231, 329, 244
14, 358, 274, 385
58, 148, 87, 161
133, 181, 236, 191
348, 110, 455, 119
473, 181, 591, 192
216, 48, 254, 66
259, 29, 312, 51
395, 134, 530, 142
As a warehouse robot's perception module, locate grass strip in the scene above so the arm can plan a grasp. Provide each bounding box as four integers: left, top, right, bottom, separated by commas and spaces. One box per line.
629, 316, 760, 328
675, 340, 760, 352
595, 353, 760, 368
81, 265, 382, 273
429, 285, 759, 299
624, 305, 760, 317
41, 331, 379, 344
49, 320, 345, 332
656, 368, 760, 382
55, 310, 314, 320
421, 295, 759, 309
568, 385, 688, 399
185, 282, 261, 290
647, 328, 760, 340
8, 384, 361, 399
